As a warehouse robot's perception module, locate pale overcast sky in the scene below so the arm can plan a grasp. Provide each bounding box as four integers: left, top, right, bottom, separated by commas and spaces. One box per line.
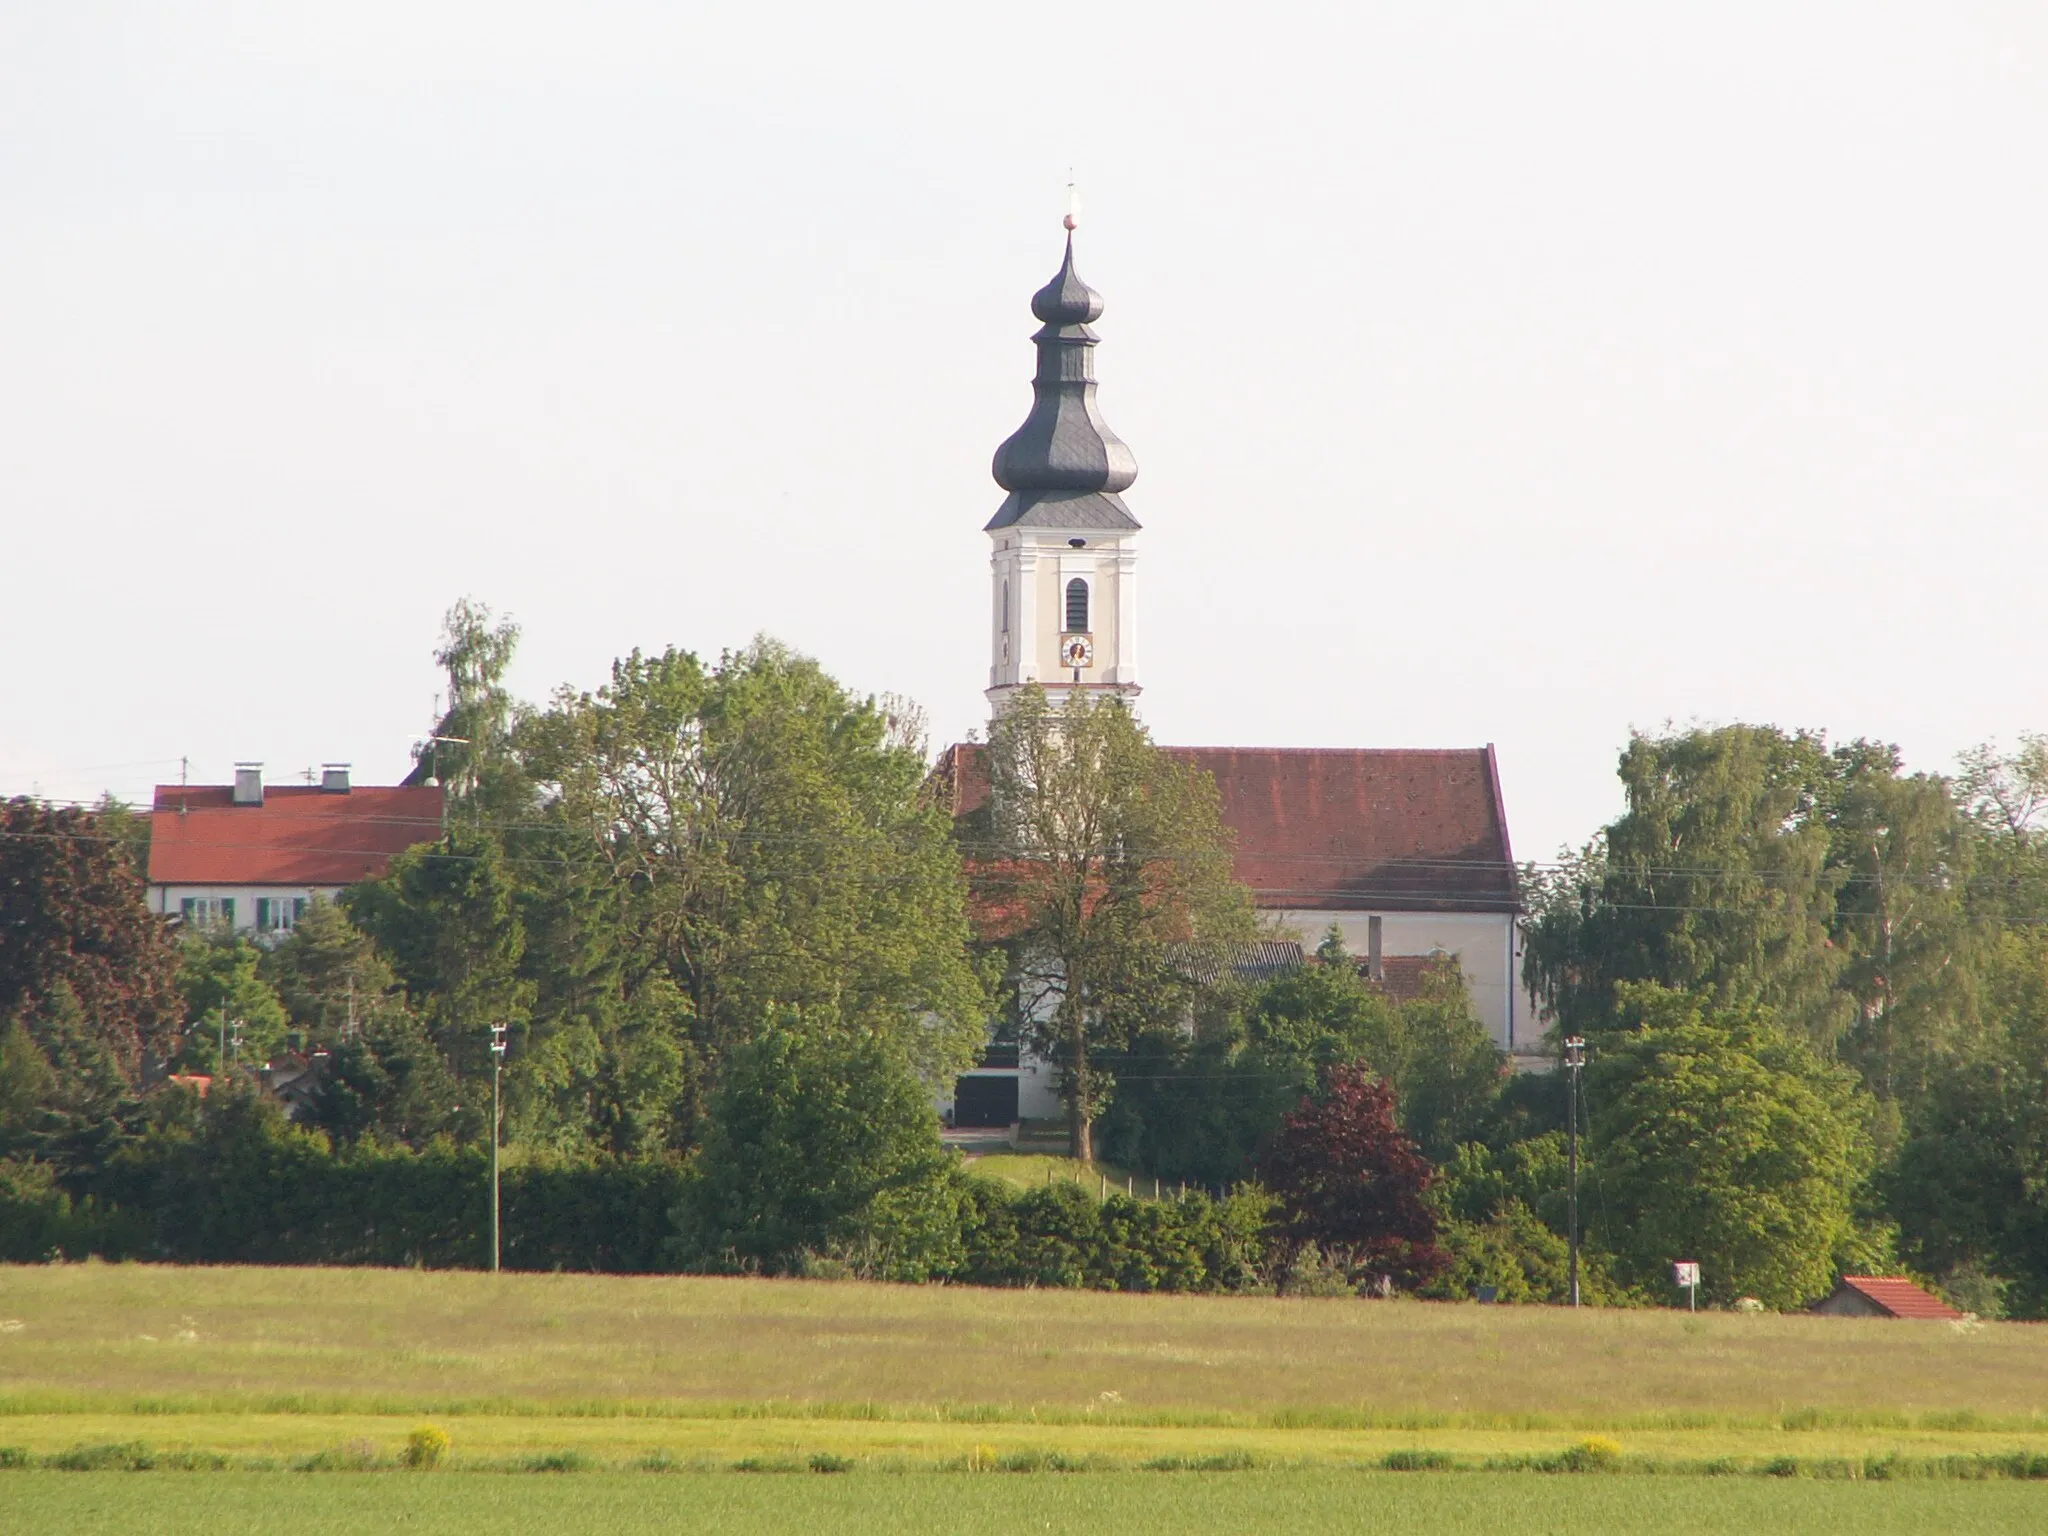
3, 2, 2044, 861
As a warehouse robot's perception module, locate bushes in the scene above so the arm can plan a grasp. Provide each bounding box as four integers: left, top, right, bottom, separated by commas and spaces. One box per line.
953, 1177, 1271, 1292
0, 1158, 141, 1262
18, 1082, 1277, 1292
688, 1027, 962, 1280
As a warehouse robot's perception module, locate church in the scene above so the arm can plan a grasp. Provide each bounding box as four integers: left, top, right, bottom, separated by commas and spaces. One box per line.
935, 213, 1531, 1128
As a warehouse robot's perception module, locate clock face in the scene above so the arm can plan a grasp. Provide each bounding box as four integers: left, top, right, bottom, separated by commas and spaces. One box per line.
1060, 634, 1094, 668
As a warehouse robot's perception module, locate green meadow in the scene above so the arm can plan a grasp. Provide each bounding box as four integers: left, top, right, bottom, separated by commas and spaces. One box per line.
3, 1262, 2047, 1530
6, 1471, 2048, 1536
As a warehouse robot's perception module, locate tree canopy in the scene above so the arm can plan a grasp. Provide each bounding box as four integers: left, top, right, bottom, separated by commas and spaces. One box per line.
978, 684, 1253, 1158
0, 796, 181, 1082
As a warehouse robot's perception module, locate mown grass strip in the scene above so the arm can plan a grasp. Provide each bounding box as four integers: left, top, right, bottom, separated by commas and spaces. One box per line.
3, 1388, 2045, 1437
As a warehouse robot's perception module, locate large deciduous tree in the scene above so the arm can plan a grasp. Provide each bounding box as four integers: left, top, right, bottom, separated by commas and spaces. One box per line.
1889, 929, 2048, 1317
344, 832, 533, 1082
0, 797, 182, 1082
1524, 726, 1990, 1103
519, 639, 990, 1085
1524, 726, 1850, 1049
979, 685, 1253, 1160
1588, 985, 1875, 1308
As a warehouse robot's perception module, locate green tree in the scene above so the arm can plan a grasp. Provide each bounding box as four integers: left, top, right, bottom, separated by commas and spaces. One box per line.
344, 832, 533, 1082
1522, 725, 2023, 1095
1889, 929, 2048, 1317
519, 639, 989, 1086
0, 982, 138, 1178
410, 597, 530, 826
689, 1020, 961, 1279
0, 797, 183, 1081
1524, 727, 1849, 1048
173, 933, 290, 1070
1588, 985, 1874, 1308
300, 1008, 467, 1150
1821, 741, 1986, 1102
0, 1016, 56, 1146
980, 685, 1253, 1159
1101, 944, 1501, 1179
259, 897, 407, 1042
509, 974, 694, 1159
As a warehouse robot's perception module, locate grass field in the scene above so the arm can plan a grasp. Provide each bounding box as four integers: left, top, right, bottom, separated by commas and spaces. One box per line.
956, 1151, 1153, 1195
3, 1261, 2047, 1530
5, 1471, 2048, 1536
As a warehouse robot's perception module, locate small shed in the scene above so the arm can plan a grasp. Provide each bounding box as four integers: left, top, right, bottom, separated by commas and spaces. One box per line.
1812, 1276, 1963, 1320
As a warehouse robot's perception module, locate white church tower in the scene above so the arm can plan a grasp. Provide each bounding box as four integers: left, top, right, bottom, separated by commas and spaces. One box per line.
985, 209, 1141, 716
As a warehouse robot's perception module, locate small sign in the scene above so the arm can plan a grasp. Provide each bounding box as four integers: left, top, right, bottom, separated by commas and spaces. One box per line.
1674, 1261, 1701, 1288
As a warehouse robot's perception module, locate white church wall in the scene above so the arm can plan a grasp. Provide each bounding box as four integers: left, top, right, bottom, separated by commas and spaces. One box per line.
990, 528, 1137, 699
1268, 909, 1533, 1053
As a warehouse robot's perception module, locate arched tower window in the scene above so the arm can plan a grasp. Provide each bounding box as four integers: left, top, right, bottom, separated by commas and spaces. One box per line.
1001, 579, 1009, 634
1065, 578, 1090, 633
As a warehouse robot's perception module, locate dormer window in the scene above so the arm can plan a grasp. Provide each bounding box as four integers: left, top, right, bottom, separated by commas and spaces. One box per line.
1065, 578, 1090, 633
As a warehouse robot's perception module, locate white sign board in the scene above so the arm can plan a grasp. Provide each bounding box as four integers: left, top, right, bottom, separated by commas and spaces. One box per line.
1673, 1261, 1701, 1288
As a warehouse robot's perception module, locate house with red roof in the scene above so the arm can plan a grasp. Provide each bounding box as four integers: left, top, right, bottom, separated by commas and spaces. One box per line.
937, 220, 1529, 1129
1812, 1276, 1965, 1321
148, 764, 443, 936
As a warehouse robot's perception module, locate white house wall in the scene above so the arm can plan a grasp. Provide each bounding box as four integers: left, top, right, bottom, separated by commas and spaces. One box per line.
152, 884, 341, 932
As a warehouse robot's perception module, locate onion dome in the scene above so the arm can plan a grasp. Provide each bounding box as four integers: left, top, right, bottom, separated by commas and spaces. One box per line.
986, 226, 1140, 532
1030, 242, 1105, 326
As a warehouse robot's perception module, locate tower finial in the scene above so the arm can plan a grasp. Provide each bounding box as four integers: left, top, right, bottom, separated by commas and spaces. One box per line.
1064, 180, 1080, 233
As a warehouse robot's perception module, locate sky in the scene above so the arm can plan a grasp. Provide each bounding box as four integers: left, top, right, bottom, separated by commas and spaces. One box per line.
3, 2, 2045, 862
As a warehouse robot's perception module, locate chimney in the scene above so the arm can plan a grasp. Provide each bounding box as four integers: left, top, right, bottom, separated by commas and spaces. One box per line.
320, 763, 352, 794
232, 763, 264, 806
1367, 915, 1384, 983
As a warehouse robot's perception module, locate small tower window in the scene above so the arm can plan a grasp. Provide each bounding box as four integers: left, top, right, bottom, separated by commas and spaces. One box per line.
1001, 579, 1010, 634
1065, 578, 1089, 633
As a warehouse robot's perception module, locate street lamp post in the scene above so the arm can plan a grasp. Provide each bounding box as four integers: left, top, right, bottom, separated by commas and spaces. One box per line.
489, 1022, 507, 1274
1564, 1036, 1587, 1308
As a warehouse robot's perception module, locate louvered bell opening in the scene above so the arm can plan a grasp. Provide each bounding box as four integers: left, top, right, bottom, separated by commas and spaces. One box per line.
1065, 577, 1089, 634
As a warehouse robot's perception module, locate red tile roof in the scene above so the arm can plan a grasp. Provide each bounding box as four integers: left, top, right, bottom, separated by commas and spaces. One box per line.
1834, 1276, 1964, 1320
147, 784, 445, 887
934, 743, 1517, 914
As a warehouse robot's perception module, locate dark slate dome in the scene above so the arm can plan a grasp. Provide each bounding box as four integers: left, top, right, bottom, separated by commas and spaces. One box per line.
1030, 242, 1105, 325
988, 233, 1139, 523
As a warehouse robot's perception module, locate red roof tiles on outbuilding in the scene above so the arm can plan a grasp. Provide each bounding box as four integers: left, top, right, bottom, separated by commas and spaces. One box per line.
148, 784, 445, 887
1830, 1277, 1965, 1321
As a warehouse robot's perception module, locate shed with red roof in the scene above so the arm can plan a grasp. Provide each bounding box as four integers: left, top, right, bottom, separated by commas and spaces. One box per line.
1812, 1277, 1964, 1320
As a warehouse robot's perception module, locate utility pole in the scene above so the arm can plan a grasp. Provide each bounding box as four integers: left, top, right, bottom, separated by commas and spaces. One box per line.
1564, 1036, 1587, 1308
489, 1022, 507, 1273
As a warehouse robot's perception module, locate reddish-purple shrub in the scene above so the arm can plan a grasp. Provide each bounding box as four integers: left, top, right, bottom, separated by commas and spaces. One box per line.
1258, 1064, 1449, 1292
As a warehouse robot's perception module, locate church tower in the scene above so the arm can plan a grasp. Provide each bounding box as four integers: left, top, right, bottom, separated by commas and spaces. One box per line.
985, 211, 1141, 716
